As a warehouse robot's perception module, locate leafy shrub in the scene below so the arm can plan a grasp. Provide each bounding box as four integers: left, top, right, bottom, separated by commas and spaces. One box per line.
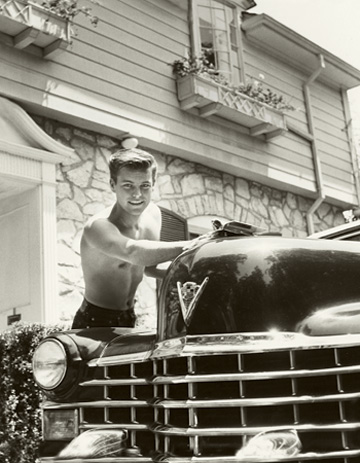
0, 323, 66, 463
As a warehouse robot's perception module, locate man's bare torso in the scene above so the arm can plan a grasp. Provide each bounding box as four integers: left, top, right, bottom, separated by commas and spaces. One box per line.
81, 203, 161, 311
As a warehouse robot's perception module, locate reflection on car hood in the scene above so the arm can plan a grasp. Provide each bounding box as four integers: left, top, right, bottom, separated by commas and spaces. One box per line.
158, 236, 360, 339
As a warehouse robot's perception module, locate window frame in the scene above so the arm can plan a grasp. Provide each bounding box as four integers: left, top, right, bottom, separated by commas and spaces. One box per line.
190, 0, 246, 85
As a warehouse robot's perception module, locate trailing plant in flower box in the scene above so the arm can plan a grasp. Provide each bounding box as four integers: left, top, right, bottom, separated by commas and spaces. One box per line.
38, 0, 99, 25
172, 50, 229, 86
171, 52, 295, 112
0, 0, 100, 57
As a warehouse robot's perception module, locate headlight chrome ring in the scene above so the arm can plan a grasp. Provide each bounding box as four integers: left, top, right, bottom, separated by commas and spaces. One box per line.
33, 338, 67, 390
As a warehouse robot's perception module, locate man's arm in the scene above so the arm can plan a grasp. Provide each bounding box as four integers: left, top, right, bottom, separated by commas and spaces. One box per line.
83, 219, 188, 267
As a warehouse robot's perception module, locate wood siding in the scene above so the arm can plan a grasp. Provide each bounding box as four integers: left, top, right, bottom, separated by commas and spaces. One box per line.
0, 0, 357, 205
242, 35, 356, 204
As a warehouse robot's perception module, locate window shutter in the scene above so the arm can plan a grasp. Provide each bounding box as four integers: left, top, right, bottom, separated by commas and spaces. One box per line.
160, 207, 189, 241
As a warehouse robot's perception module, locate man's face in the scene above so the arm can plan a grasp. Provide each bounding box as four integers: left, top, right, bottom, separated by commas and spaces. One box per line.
110, 166, 153, 216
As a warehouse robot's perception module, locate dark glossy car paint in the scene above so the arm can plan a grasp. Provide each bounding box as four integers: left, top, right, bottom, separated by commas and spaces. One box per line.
159, 236, 360, 338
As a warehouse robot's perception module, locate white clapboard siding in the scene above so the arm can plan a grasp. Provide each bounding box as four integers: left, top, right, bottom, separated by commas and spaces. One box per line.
309, 82, 354, 193
2, 47, 313, 182
241, 29, 356, 203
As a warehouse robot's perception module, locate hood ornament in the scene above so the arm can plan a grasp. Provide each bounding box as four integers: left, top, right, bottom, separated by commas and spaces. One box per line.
177, 277, 209, 326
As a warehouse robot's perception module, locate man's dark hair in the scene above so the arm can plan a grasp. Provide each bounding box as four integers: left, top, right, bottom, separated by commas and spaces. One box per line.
109, 148, 158, 184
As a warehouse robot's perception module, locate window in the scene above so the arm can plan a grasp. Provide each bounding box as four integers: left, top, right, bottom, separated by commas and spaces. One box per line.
160, 207, 189, 241
193, 0, 245, 85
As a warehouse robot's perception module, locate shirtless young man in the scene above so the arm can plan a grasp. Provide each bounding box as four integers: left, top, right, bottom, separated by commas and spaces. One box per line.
71, 148, 193, 329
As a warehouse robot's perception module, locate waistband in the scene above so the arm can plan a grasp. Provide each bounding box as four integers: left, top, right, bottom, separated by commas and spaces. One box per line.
82, 298, 135, 313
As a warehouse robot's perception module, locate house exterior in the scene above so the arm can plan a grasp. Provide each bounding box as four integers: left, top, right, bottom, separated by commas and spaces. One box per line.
0, 0, 359, 330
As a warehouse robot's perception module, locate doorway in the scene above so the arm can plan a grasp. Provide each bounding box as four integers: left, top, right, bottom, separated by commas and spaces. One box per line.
0, 181, 42, 329
0, 96, 75, 329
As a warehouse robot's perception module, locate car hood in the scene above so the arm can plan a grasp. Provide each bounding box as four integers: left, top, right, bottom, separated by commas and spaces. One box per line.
158, 236, 360, 339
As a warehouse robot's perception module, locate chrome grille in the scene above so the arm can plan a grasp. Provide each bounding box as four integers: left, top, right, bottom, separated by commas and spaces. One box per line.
45, 343, 360, 462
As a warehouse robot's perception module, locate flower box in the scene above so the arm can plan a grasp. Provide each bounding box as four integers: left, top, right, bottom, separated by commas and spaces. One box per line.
176, 74, 287, 140
0, 0, 71, 58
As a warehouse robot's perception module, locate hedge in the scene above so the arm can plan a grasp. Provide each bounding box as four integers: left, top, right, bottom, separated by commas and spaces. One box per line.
0, 322, 67, 463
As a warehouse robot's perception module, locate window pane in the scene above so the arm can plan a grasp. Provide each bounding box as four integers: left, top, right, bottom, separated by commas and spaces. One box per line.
231, 50, 240, 85
198, 0, 211, 6
198, 5, 212, 24
217, 51, 231, 76
200, 26, 213, 49
213, 8, 226, 30
214, 30, 228, 49
230, 23, 237, 47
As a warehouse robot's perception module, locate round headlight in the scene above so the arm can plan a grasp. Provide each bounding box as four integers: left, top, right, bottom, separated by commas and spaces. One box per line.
33, 339, 67, 390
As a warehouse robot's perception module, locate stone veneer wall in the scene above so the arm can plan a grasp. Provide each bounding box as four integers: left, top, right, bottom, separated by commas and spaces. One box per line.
37, 118, 345, 330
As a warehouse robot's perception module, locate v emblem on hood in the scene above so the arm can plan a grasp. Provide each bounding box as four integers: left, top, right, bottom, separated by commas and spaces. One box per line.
177, 277, 209, 326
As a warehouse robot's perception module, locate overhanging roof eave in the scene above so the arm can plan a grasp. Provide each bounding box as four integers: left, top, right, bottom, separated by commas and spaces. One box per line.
242, 13, 360, 90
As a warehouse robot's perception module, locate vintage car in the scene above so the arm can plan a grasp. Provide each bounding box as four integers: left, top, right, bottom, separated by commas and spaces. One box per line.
310, 219, 360, 242
33, 220, 360, 462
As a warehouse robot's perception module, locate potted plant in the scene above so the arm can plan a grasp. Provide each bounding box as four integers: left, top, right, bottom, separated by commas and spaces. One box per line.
171, 52, 295, 139
0, 0, 98, 58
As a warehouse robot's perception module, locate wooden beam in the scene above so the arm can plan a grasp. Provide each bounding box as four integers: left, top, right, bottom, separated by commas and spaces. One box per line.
266, 128, 286, 141
250, 122, 271, 136
14, 27, 39, 49
180, 95, 203, 110
199, 102, 222, 117
43, 39, 69, 59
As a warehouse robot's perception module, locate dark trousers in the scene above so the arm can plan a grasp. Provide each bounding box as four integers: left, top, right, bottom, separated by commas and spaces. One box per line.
72, 299, 136, 329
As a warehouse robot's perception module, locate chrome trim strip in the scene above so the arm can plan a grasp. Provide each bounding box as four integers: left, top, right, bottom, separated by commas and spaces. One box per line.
39, 449, 360, 463
40, 457, 152, 462
186, 332, 360, 347
152, 363, 360, 384
154, 390, 360, 408
185, 330, 360, 352
85, 333, 360, 367
88, 350, 153, 367
80, 423, 148, 431
181, 336, 360, 354
153, 332, 360, 358
43, 389, 360, 410
162, 448, 360, 462
82, 363, 360, 388
42, 399, 149, 410
152, 421, 360, 436
80, 378, 148, 386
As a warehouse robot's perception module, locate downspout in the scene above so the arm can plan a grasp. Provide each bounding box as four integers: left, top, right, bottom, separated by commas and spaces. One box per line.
303, 54, 326, 235
188, 0, 203, 60
188, 0, 197, 56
